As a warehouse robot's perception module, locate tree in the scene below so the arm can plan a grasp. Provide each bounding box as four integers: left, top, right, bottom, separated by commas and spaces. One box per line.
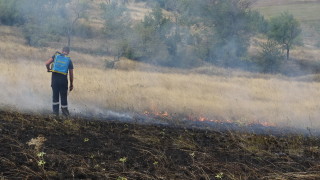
0, 0, 23, 25
65, 0, 90, 47
134, 5, 172, 62
203, 0, 260, 66
101, 2, 134, 60
268, 12, 302, 60
19, 0, 68, 46
16, 0, 90, 47
101, 2, 130, 38
257, 40, 285, 73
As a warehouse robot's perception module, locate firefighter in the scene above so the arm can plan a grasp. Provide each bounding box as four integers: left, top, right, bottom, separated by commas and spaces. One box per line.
45, 47, 74, 116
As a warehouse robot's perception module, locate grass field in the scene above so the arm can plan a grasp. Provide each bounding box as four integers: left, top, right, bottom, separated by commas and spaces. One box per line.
253, 0, 320, 47
1, 1, 320, 130
253, 0, 320, 22
1, 25, 320, 130
255, 3, 320, 22
1, 2, 320, 179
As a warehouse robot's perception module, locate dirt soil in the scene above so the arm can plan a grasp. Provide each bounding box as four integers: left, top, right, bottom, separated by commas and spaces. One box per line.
1, 110, 320, 180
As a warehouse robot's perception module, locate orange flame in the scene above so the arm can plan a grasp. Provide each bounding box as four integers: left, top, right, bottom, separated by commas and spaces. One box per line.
144, 111, 276, 127
144, 110, 170, 118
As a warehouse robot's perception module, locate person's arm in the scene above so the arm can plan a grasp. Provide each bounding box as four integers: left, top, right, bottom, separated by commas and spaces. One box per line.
45, 57, 54, 72
69, 69, 74, 91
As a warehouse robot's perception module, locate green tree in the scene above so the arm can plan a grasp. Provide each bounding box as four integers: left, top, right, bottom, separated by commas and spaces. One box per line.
268, 12, 302, 60
142, 5, 170, 39
65, 0, 90, 47
101, 2, 134, 60
257, 40, 285, 73
0, 0, 23, 25
203, 0, 260, 66
17, 0, 77, 46
13, 0, 91, 47
134, 5, 173, 63
101, 2, 130, 38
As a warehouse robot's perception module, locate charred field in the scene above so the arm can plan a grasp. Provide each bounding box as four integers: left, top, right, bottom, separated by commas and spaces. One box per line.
1, 110, 320, 180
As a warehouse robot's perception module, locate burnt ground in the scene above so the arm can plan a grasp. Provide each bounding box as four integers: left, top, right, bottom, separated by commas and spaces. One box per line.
1, 110, 320, 180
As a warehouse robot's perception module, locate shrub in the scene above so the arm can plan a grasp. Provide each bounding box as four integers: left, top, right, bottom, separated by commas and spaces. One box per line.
0, 0, 24, 25
101, 2, 130, 39
257, 40, 285, 73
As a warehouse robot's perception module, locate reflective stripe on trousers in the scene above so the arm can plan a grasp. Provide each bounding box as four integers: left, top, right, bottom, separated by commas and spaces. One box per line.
52, 79, 68, 114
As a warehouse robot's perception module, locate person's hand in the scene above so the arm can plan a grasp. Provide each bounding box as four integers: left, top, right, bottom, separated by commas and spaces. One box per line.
47, 69, 52, 72
69, 84, 74, 92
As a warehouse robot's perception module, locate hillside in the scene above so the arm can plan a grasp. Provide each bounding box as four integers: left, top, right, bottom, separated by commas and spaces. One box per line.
68, 0, 320, 69
253, 0, 320, 48
1, 18, 320, 132
1, 1, 320, 179
253, 0, 320, 22
1, 110, 320, 179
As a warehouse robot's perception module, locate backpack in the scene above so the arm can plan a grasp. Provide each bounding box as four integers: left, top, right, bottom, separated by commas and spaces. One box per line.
52, 52, 71, 75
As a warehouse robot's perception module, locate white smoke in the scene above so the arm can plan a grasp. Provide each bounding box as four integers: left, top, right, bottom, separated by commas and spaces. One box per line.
0, 66, 133, 121
0, 76, 48, 112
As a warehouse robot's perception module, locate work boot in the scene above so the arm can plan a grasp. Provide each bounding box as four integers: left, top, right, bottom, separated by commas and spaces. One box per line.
53, 104, 59, 116
61, 108, 70, 117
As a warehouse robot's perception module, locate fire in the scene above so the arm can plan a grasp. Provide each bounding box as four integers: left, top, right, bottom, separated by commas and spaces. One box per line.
255, 121, 276, 127
143, 111, 276, 127
144, 110, 170, 118
188, 115, 233, 124
198, 116, 207, 122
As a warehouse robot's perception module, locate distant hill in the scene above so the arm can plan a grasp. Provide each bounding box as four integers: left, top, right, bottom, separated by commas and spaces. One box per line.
253, 0, 320, 22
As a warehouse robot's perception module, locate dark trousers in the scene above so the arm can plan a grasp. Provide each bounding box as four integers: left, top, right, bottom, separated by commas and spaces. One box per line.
52, 79, 68, 115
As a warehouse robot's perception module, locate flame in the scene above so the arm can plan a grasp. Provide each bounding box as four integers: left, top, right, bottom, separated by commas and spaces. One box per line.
255, 121, 276, 127
144, 110, 170, 118
156, 111, 169, 117
199, 116, 207, 122
143, 111, 276, 127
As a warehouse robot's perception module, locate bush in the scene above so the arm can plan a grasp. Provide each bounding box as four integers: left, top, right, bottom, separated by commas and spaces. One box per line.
0, 0, 23, 25
0, 0, 24, 25
201, 0, 259, 65
73, 22, 94, 38
101, 2, 130, 39
257, 40, 285, 73
130, 6, 175, 64
22, 16, 64, 47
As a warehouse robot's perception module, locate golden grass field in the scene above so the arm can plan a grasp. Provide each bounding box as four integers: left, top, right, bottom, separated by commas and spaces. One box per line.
1, 25, 320, 130
253, 0, 320, 48
253, 0, 320, 22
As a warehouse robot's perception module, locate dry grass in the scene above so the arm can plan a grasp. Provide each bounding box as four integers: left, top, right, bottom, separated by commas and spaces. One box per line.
253, 0, 320, 8
253, 2, 320, 22
1, 19, 320, 130
253, 0, 320, 47
126, 2, 152, 21
2, 56, 320, 129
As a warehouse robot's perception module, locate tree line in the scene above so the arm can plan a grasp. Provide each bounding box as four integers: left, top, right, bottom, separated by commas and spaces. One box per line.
0, 0, 302, 72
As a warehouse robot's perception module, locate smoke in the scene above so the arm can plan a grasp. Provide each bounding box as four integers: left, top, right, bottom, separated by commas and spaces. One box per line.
1, 0, 320, 134
0, 70, 138, 122
0, 72, 171, 126
0, 58, 129, 120
0, 75, 48, 112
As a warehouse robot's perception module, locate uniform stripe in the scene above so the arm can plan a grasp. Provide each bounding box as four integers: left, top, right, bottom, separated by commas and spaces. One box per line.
51, 70, 67, 75
61, 105, 68, 108
53, 102, 59, 105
